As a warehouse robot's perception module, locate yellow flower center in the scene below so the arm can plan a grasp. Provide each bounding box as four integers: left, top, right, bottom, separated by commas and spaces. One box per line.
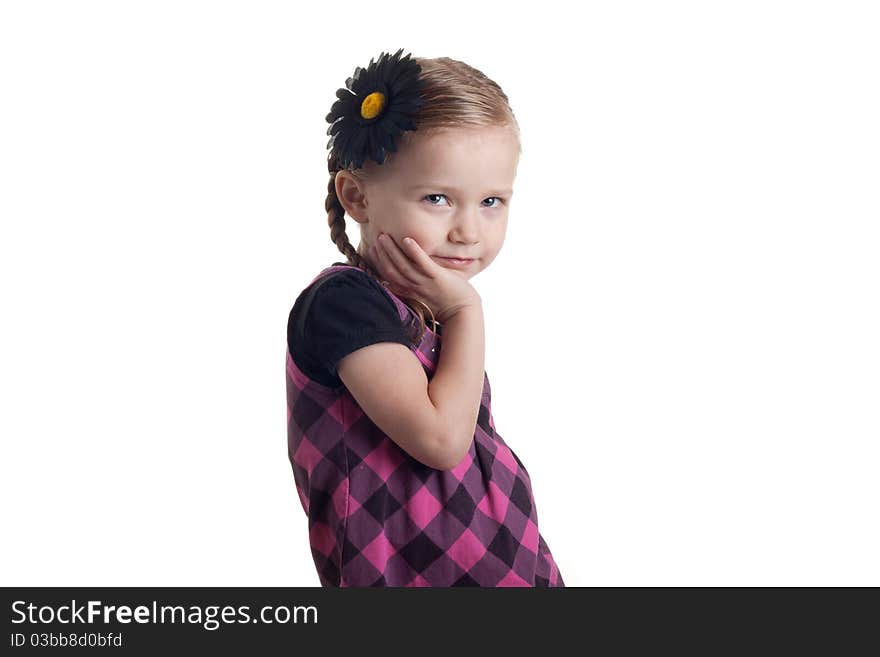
360, 91, 386, 120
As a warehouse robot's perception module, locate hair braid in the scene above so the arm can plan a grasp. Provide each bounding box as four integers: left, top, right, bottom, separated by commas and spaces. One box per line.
327, 157, 370, 273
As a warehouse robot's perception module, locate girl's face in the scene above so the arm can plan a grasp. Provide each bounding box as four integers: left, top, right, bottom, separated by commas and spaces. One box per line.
336, 125, 520, 280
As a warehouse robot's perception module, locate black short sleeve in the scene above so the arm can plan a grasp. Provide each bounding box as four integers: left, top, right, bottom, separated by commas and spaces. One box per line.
287, 267, 414, 388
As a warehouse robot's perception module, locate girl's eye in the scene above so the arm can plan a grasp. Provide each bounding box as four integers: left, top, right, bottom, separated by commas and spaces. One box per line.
424, 193, 448, 206
423, 194, 505, 208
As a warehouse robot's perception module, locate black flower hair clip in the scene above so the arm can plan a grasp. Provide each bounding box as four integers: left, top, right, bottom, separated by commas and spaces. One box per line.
325, 48, 425, 170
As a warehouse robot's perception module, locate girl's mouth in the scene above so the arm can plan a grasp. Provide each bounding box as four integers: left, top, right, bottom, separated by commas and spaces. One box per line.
434, 256, 476, 268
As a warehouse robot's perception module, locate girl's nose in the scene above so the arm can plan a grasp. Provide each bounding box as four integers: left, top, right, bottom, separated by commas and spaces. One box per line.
450, 209, 480, 244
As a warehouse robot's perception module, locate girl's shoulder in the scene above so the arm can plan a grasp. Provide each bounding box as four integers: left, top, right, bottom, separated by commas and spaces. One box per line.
304, 263, 393, 308
287, 262, 415, 387
290, 262, 397, 328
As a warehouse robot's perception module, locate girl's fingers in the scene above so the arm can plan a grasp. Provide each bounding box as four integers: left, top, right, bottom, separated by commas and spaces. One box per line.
374, 238, 407, 288
386, 235, 436, 278
372, 240, 394, 279
378, 235, 421, 283
373, 241, 412, 297
399, 237, 430, 271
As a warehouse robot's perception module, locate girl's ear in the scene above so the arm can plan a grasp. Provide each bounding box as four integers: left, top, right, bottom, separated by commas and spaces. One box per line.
335, 171, 369, 224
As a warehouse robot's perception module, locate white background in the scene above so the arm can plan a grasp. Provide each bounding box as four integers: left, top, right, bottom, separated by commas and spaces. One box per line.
1, 0, 878, 586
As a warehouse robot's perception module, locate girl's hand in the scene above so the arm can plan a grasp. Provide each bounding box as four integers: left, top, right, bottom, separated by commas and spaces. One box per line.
369, 233, 481, 323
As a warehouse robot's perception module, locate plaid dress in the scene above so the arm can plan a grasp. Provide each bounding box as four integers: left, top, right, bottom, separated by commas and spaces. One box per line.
286, 264, 564, 587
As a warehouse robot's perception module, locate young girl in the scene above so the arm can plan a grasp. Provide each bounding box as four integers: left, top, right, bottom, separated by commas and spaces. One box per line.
286, 49, 564, 587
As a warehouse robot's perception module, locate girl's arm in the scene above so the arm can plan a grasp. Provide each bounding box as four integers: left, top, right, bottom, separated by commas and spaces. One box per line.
337, 298, 484, 471
427, 299, 485, 468
336, 231, 486, 470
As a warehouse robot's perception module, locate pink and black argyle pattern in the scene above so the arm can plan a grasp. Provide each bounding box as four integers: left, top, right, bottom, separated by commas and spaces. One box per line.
286, 265, 564, 587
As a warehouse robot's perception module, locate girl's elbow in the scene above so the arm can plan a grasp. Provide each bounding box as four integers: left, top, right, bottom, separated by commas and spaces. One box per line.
431, 434, 471, 471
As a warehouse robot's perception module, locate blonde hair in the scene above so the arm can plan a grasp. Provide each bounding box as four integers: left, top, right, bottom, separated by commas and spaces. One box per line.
325, 56, 521, 343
